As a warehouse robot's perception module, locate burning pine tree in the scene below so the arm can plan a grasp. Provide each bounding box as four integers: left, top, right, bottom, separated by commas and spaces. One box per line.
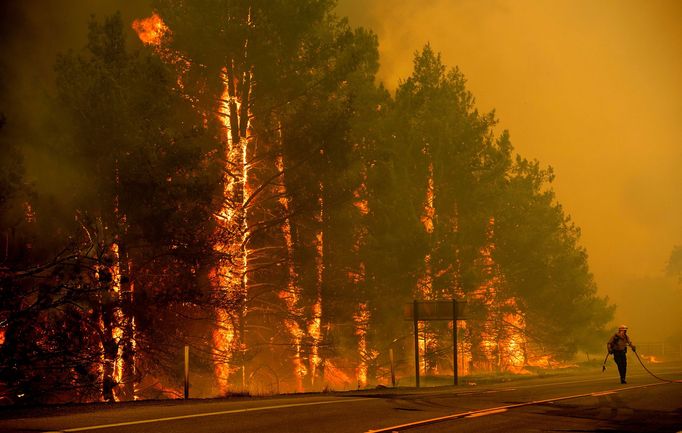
0, 2, 613, 404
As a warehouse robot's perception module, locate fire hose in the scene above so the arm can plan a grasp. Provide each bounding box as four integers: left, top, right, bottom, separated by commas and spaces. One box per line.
631, 349, 682, 384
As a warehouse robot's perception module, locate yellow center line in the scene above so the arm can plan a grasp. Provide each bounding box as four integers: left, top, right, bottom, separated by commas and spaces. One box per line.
591, 391, 616, 396
366, 382, 666, 432
464, 408, 508, 418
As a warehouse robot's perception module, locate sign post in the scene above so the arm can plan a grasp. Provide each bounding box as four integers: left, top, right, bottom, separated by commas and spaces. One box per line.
452, 300, 458, 385
184, 345, 189, 399
413, 300, 420, 388
404, 299, 466, 388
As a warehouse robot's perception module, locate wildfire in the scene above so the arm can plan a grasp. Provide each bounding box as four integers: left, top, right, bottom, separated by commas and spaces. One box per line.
110, 243, 124, 399
133, 9, 253, 396
353, 303, 370, 388
353, 168, 369, 215
213, 309, 236, 394
420, 162, 435, 233
24, 202, 36, 223
212, 67, 252, 393
466, 217, 552, 374
643, 355, 661, 364
275, 153, 306, 391
132, 12, 168, 46
308, 182, 325, 386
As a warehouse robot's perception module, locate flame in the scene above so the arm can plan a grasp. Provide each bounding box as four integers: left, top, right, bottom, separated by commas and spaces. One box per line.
132, 12, 168, 46
275, 153, 305, 391
110, 243, 124, 399
643, 355, 661, 364
416, 159, 438, 375
23, 202, 36, 223
134, 12, 254, 395
212, 308, 235, 394
465, 217, 556, 374
323, 360, 353, 390
308, 184, 324, 386
420, 162, 435, 233
353, 303, 370, 387
212, 68, 252, 393
353, 168, 369, 215
132, 13, 190, 95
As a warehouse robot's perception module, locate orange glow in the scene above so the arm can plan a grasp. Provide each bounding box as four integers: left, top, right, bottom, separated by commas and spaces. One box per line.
110, 243, 123, 400
212, 67, 252, 392
466, 217, 556, 373
309, 183, 324, 386
420, 162, 434, 233
132, 12, 168, 46
416, 159, 437, 374
308, 294, 322, 384
353, 302, 370, 387
643, 355, 662, 364
323, 360, 354, 390
353, 168, 369, 215
212, 308, 236, 395
24, 202, 36, 223
416, 254, 433, 299
275, 153, 305, 391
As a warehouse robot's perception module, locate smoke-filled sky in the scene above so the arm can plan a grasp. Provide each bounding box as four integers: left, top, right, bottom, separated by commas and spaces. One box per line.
337, 0, 682, 340
1, 0, 680, 342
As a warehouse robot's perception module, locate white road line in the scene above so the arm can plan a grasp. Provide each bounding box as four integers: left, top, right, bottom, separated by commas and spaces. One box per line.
366, 382, 666, 432
44, 397, 368, 432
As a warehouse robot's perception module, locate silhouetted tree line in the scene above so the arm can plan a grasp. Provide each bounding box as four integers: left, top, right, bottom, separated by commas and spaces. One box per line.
0, 0, 613, 404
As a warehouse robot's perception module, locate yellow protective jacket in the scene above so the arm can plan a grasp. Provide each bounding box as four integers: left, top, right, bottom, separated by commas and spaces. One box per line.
607, 333, 632, 353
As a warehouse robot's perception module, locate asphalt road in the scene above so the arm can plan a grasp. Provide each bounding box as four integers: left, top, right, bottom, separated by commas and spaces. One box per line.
1, 362, 681, 433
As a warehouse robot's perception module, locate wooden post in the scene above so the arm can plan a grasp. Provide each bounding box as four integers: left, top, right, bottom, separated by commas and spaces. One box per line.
413, 300, 420, 388
452, 300, 458, 386
184, 345, 189, 399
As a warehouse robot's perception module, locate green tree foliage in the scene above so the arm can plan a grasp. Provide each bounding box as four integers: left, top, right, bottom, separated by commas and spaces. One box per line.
493, 157, 614, 358
0, 5, 614, 403
0, 13, 222, 403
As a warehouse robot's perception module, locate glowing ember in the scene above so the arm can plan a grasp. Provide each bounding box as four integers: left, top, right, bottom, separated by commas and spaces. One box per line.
353, 168, 369, 215
23, 202, 36, 223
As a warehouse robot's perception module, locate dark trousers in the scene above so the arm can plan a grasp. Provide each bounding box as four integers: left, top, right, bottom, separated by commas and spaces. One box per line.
613, 350, 627, 382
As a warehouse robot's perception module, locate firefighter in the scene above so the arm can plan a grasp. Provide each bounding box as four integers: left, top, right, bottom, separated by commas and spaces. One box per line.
607, 325, 636, 384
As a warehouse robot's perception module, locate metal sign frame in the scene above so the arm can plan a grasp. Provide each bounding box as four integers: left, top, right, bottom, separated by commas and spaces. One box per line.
405, 300, 466, 387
